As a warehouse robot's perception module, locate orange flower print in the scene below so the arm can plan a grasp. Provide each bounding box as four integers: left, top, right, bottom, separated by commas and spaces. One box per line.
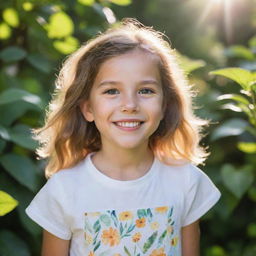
132, 232, 142, 242
113, 254, 121, 256
88, 252, 95, 256
101, 227, 120, 247
150, 221, 159, 230
149, 247, 167, 256
84, 232, 93, 245
171, 236, 179, 246
167, 225, 173, 234
155, 206, 168, 214
136, 217, 146, 228
119, 211, 133, 221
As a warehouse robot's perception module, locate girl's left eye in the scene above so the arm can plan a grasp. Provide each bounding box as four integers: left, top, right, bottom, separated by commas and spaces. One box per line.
138, 88, 155, 94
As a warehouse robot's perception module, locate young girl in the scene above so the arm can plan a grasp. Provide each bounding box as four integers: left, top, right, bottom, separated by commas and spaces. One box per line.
26, 19, 221, 256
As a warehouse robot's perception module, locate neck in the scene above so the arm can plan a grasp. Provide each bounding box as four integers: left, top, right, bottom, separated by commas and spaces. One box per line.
91, 146, 154, 181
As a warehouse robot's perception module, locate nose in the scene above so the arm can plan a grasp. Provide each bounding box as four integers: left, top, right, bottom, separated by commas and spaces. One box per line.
120, 93, 139, 113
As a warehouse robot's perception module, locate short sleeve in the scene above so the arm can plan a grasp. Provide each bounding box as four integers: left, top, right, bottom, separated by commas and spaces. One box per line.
181, 165, 221, 227
25, 175, 71, 240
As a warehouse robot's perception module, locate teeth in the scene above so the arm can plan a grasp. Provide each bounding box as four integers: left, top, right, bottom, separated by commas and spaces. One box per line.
116, 122, 141, 128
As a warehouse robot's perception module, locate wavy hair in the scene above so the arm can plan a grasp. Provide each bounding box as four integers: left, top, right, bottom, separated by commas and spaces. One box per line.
34, 18, 209, 177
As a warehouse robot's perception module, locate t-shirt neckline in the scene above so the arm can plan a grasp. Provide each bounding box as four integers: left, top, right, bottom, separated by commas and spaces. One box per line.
85, 152, 159, 189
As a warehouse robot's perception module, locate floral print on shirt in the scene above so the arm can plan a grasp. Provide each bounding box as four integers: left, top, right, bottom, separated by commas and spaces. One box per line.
84, 206, 178, 256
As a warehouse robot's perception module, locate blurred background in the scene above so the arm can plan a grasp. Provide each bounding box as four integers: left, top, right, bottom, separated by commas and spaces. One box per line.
0, 0, 255, 255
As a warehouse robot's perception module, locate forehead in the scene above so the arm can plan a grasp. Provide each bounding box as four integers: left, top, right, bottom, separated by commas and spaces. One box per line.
93, 49, 161, 85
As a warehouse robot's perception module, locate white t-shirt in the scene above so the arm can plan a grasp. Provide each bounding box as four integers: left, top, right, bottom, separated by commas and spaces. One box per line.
26, 153, 221, 256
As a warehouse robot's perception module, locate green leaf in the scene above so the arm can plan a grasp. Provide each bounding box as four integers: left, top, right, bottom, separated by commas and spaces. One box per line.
221, 164, 254, 199
0, 101, 39, 126
211, 118, 248, 141
0, 230, 30, 256
78, 0, 95, 5
143, 231, 158, 253
0, 46, 27, 62
217, 94, 250, 105
158, 230, 167, 245
0, 124, 10, 140
177, 53, 206, 74
2, 8, 19, 28
100, 214, 111, 226
0, 190, 18, 216
93, 219, 101, 233
237, 142, 256, 153
53, 36, 79, 54
225, 45, 254, 60
0, 88, 43, 108
137, 209, 147, 219
0, 23, 12, 40
47, 12, 74, 39
27, 54, 52, 73
9, 124, 38, 150
0, 172, 42, 236
0, 139, 6, 153
21, 78, 43, 94
247, 223, 256, 238
0, 153, 40, 192
124, 246, 132, 256
210, 68, 255, 91
221, 103, 242, 112
249, 36, 256, 48
108, 0, 132, 6
22, 2, 34, 11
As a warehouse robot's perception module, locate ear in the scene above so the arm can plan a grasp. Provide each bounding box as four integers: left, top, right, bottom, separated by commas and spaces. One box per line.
79, 100, 94, 122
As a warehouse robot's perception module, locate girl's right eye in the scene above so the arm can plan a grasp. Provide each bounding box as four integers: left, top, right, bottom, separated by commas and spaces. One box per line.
103, 89, 119, 95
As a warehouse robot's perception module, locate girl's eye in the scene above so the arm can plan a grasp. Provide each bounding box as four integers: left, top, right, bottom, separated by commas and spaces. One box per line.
103, 89, 119, 95
139, 88, 155, 94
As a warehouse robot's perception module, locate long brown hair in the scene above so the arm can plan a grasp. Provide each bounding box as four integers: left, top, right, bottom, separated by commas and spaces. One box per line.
34, 19, 208, 177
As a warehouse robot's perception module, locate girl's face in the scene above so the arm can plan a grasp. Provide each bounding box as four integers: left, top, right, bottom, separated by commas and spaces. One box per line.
80, 49, 164, 153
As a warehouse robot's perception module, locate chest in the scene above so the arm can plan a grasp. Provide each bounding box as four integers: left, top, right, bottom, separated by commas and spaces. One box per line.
68, 183, 184, 256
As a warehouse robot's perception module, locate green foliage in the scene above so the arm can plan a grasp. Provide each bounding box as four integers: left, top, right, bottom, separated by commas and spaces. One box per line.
0, 0, 133, 254
0, 230, 30, 256
207, 35, 256, 255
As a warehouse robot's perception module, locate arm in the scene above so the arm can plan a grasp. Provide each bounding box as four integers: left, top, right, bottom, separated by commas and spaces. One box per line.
181, 220, 200, 256
41, 229, 70, 256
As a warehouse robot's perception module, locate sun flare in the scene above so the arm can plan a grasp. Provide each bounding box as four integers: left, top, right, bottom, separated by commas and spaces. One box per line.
198, 0, 239, 43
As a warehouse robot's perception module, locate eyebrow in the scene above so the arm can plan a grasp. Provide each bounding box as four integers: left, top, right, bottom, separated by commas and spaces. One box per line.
98, 79, 160, 87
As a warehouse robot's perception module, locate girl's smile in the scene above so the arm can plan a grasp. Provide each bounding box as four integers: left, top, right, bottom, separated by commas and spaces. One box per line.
80, 49, 164, 152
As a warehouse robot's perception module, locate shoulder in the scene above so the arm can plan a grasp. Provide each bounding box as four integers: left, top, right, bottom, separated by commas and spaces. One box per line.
157, 159, 202, 178
47, 158, 86, 188
157, 159, 210, 188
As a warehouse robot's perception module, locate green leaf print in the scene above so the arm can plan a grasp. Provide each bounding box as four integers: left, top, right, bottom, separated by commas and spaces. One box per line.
94, 240, 101, 251
137, 209, 147, 219
146, 208, 153, 219
158, 230, 167, 245
124, 246, 132, 256
143, 231, 158, 253
84, 219, 93, 233
100, 214, 111, 226
120, 222, 124, 235
168, 207, 173, 218
110, 210, 119, 227
93, 220, 101, 233
127, 223, 135, 233
99, 250, 111, 256
93, 232, 100, 245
